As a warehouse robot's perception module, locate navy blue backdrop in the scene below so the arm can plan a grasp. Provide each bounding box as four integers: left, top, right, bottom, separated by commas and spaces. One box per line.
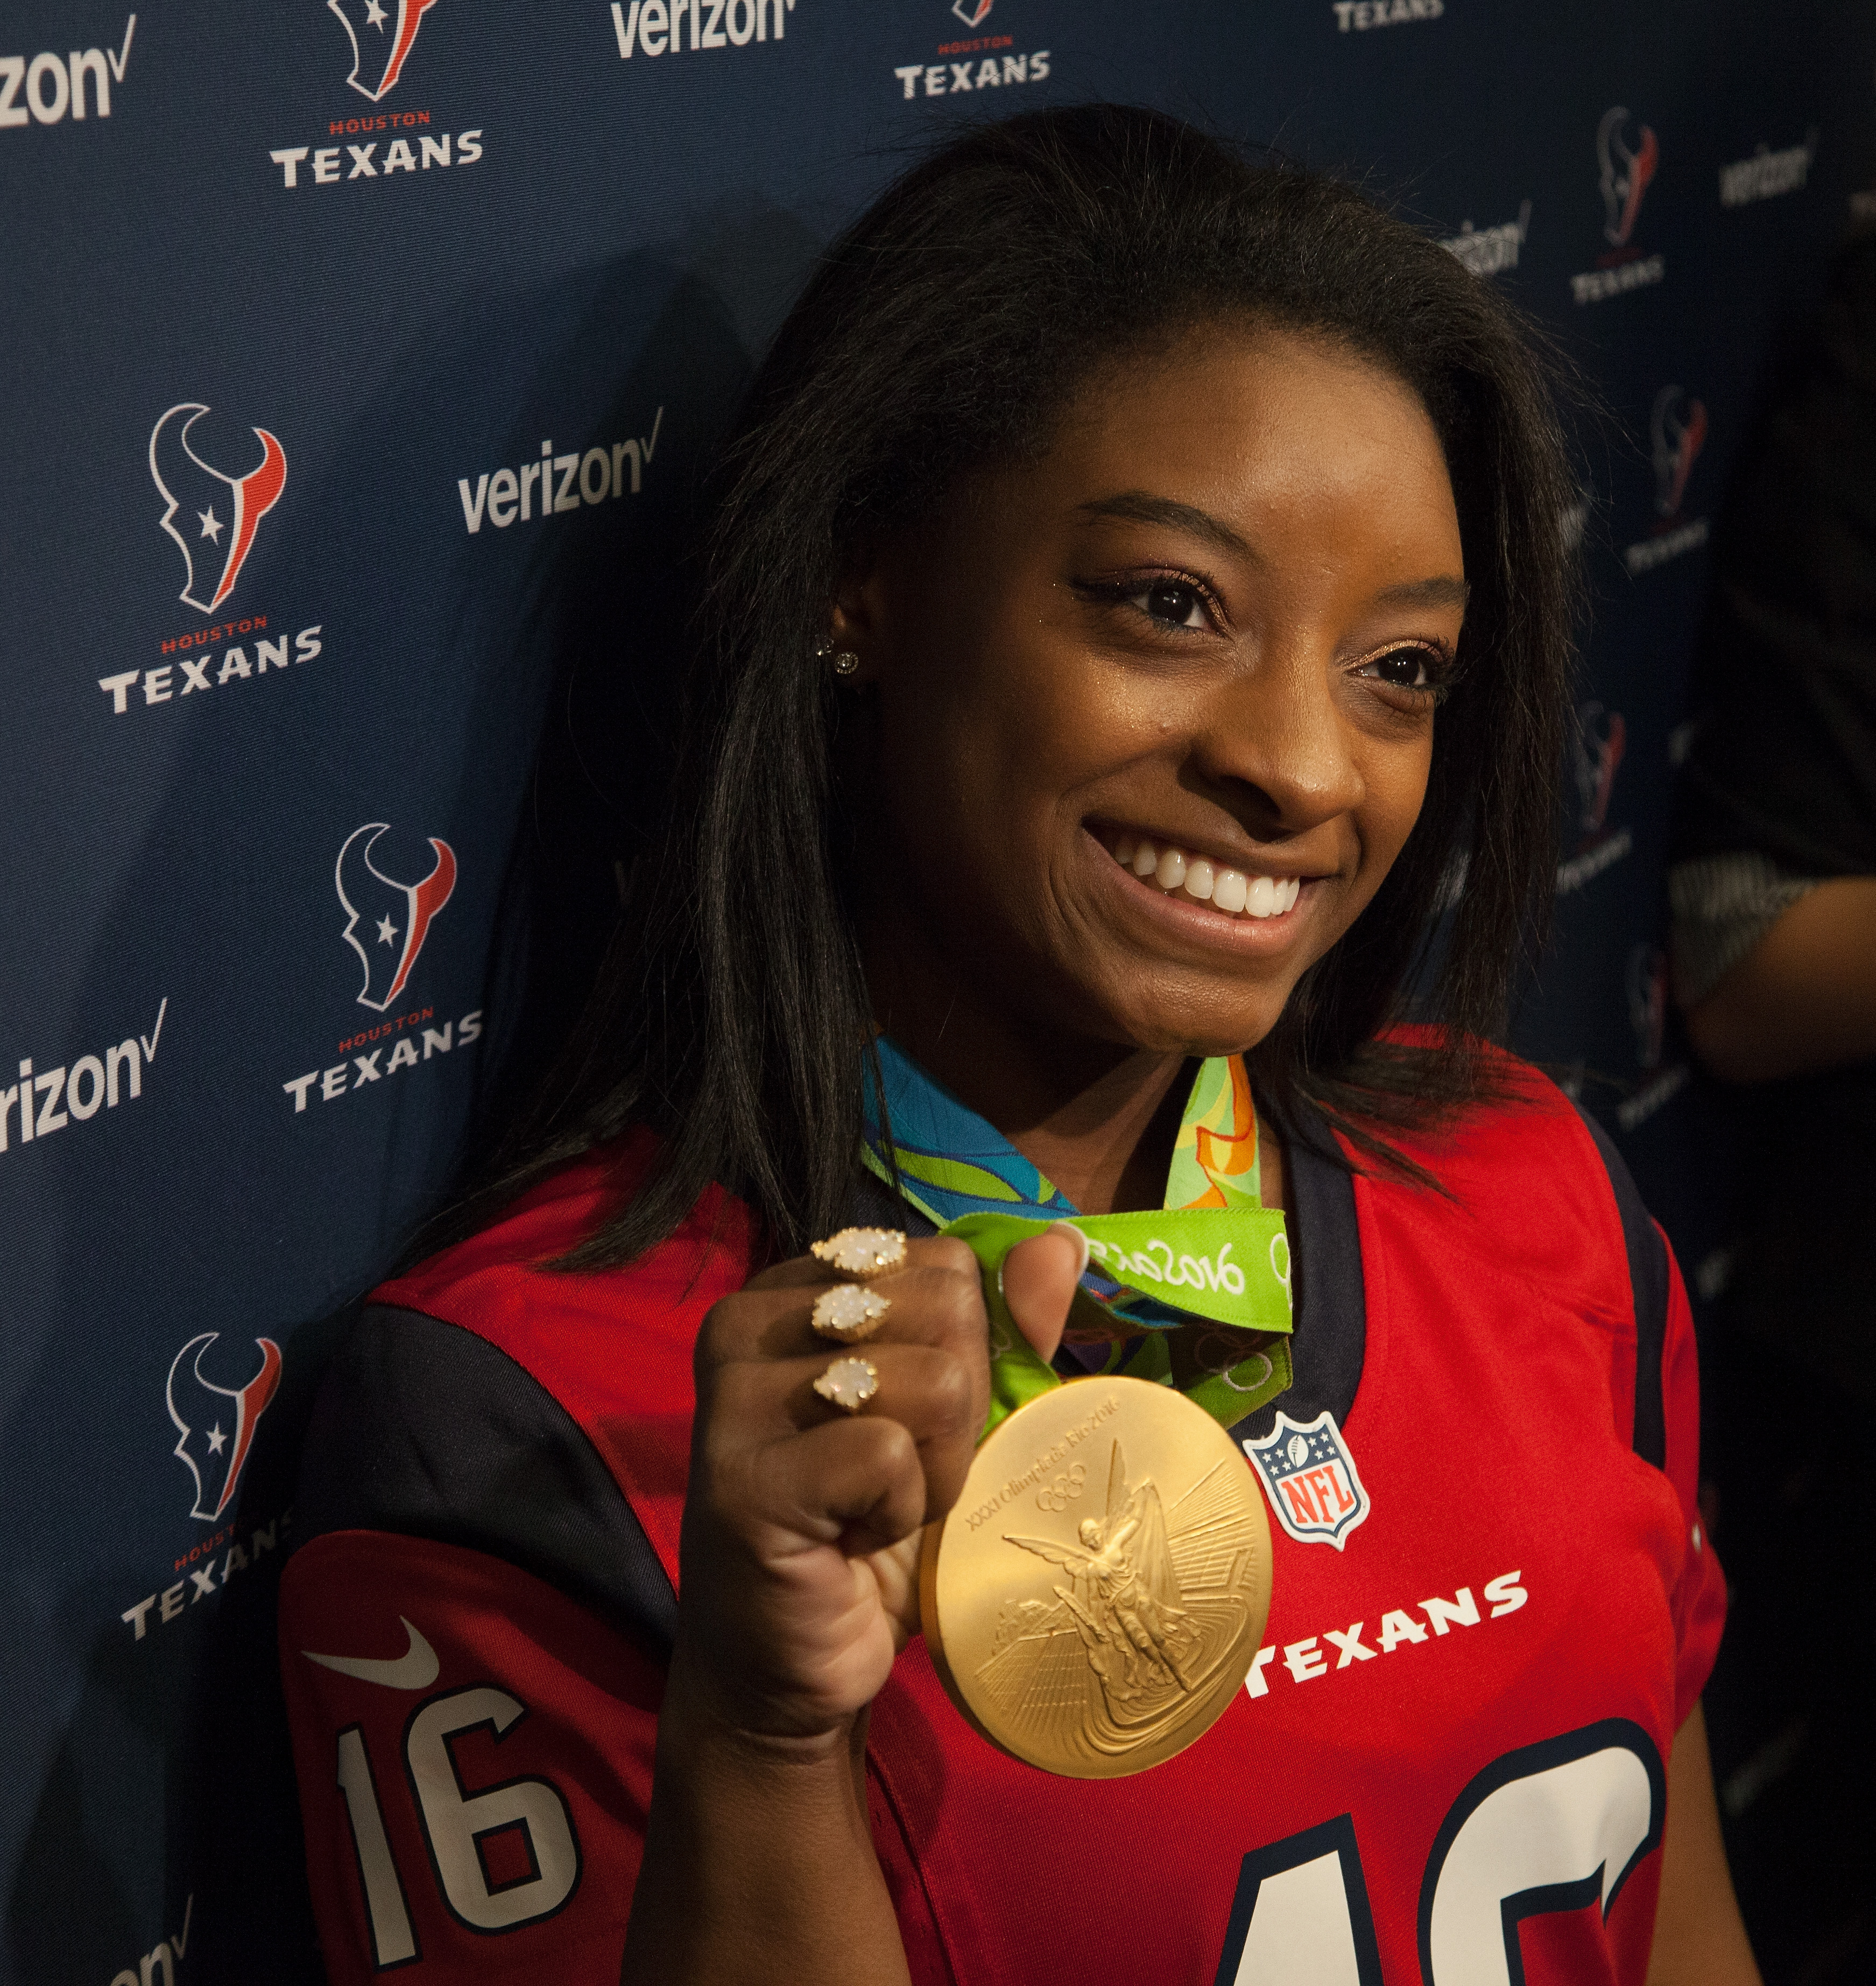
4, 3, 1873, 1980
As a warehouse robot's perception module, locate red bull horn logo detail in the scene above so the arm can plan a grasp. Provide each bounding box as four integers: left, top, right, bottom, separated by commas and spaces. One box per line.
1571, 701, 1627, 843
167, 1333, 283, 1523
328, 0, 442, 103
1651, 385, 1708, 519
1627, 944, 1668, 1072
336, 822, 458, 1012
951, 0, 993, 24
1598, 106, 1659, 248
149, 404, 288, 614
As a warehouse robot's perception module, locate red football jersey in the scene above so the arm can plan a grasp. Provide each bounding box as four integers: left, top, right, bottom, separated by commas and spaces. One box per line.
280, 1075, 1723, 1984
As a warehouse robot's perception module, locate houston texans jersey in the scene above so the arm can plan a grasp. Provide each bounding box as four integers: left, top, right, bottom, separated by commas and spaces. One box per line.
279, 1071, 1723, 1985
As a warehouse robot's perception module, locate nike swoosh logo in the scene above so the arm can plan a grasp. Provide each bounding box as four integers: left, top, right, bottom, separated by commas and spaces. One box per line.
302, 1616, 440, 1691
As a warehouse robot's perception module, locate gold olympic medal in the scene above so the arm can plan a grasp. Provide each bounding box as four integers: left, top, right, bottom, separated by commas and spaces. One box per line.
920, 1375, 1271, 1778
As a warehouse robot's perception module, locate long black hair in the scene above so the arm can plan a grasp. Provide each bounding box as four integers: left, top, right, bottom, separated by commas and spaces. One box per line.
448, 104, 1579, 1268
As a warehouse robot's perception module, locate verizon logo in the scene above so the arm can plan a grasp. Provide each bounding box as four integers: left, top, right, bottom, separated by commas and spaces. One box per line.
457, 409, 662, 534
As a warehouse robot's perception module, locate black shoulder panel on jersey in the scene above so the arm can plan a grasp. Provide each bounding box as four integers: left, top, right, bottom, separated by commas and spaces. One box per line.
1228, 1120, 1366, 1445
297, 1304, 679, 1659
1574, 1105, 1669, 1470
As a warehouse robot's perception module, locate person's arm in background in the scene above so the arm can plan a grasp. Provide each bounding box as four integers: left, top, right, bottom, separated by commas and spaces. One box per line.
1647, 1702, 1762, 1986
1669, 234, 1876, 1061
1684, 876, 1876, 1082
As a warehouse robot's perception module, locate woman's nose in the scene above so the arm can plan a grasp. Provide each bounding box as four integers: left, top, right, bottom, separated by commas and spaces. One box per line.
1194, 647, 1366, 834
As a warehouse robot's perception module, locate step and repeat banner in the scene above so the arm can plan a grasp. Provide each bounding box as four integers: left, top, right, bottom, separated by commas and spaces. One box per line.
3, 2, 1873, 1979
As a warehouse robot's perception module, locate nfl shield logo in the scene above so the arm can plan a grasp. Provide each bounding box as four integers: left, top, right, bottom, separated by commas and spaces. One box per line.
1244, 1410, 1370, 1550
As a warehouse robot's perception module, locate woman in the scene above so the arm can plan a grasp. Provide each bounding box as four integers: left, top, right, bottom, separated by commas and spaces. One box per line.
281, 108, 1756, 1983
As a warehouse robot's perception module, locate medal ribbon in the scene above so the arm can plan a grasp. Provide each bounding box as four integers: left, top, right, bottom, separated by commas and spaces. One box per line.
863, 1040, 1293, 1436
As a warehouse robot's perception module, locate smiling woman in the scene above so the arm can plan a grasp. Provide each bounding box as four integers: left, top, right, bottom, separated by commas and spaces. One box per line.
547, 110, 1583, 1251
279, 107, 1758, 1986
837, 325, 1472, 1193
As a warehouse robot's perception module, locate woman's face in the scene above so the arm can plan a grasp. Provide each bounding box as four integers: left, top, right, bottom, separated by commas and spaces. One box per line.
842, 322, 1467, 1061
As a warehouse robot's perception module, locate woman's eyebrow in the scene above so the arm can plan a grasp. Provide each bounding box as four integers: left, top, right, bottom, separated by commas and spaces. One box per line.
1077, 496, 1469, 612
1371, 575, 1470, 610
1075, 490, 1253, 560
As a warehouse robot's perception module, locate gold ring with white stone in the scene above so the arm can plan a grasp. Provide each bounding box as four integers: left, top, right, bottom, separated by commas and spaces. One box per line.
811, 1285, 891, 1344
813, 1355, 880, 1414
809, 1227, 907, 1279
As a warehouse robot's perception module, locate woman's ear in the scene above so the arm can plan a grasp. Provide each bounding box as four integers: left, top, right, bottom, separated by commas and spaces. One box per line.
826, 551, 893, 685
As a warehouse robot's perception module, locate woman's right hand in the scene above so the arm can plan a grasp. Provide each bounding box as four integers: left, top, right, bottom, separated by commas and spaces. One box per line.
673, 1229, 1081, 1744
622, 1226, 1079, 1985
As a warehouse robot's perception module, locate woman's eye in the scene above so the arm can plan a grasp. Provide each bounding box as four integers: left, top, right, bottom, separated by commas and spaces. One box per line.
1360, 644, 1435, 690
1133, 580, 1209, 630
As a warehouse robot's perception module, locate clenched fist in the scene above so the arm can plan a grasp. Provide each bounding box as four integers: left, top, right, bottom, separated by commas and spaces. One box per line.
673, 1228, 1083, 1742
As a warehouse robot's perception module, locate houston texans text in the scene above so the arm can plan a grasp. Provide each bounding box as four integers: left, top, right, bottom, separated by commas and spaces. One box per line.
122, 1508, 292, 1643
1332, 0, 1443, 27
893, 48, 1049, 99
283, 1008, 483, 1114
100, 621, 322, 719
270, 118, 483, 190
1245, 1569, 1528, 1697
1619, 1064, 1691, 1133
1572, 253, 1666, 305
1557, 827, 1634, 895
1625, 516, 1711, 574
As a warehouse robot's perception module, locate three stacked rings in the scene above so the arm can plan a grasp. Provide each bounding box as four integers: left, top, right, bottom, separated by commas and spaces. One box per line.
807, 1227, 906, 1412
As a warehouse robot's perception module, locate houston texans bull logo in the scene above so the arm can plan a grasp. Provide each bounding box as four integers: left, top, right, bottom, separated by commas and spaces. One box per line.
150, 404, 288, 614
167, 1333, 283, 1523
1627, 944, 1668, 1072
1571, 701, 1627, 843
336, 823, 458, 1011
328, 0, 442, 102
1597, 107, 1659, 248
1651, 385, 1708, 519
951, 0, 993, 24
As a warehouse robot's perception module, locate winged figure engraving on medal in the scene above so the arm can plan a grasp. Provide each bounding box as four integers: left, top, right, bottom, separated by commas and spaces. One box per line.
980, 1440, 1260, 1760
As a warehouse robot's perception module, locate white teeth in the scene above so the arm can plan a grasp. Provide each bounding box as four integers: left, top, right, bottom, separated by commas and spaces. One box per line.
1109, 832, 1304, 921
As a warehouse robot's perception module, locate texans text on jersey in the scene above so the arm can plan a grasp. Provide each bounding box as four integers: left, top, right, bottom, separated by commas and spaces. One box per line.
1245, 1567, 1528, 1696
